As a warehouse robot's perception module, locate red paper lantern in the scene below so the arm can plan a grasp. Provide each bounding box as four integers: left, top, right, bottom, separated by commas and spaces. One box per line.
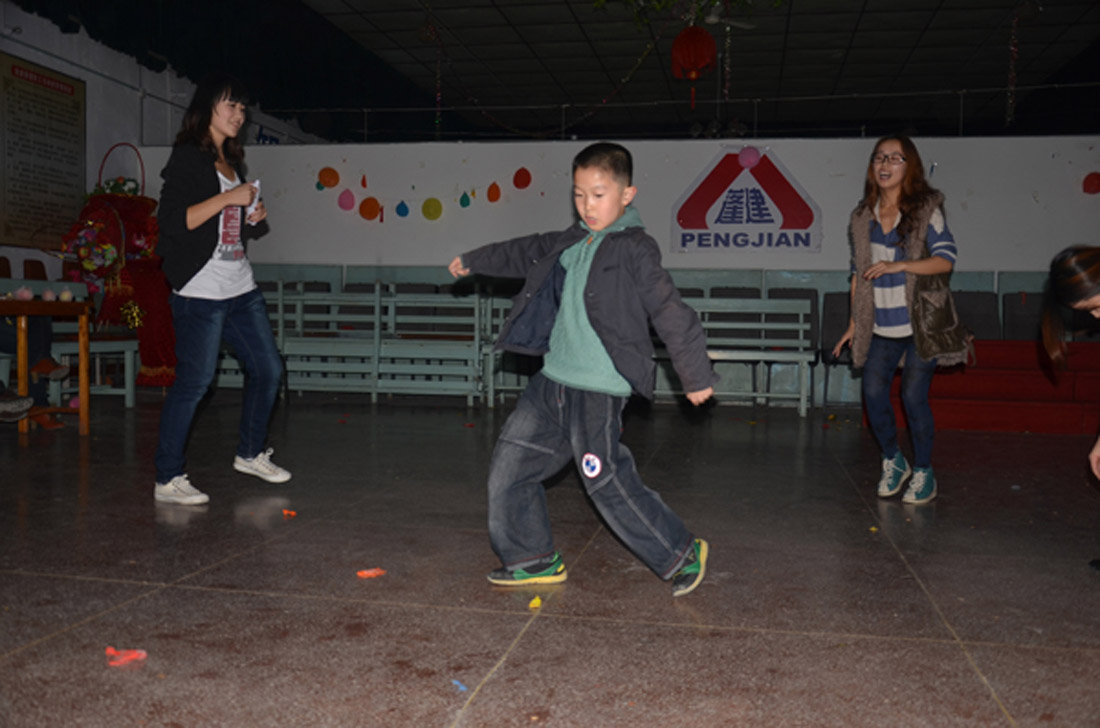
672, 25, 717, 109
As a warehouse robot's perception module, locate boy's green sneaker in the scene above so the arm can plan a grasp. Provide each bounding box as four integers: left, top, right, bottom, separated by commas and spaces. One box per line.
877, 450, 911, 498
671, 539, 709, 598
902, 466, 937, 504
487, 552, 567, 586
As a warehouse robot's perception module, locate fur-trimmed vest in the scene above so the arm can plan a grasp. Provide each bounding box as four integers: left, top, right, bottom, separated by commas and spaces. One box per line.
849, 192, 969, 368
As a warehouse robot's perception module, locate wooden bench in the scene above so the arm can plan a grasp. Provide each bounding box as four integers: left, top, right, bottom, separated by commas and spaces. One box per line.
656, 296, 816, 416
0, 279, 139, 408
213, 282, 486, 405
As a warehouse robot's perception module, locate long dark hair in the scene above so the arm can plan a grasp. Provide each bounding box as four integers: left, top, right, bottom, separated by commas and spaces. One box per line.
1042, 246, 1100, 369
857, 135, 939, 243
175, 72, 250, 165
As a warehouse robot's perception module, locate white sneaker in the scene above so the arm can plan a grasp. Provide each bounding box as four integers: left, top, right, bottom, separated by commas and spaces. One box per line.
233, 448, 291, 483
154, 474, 209, 505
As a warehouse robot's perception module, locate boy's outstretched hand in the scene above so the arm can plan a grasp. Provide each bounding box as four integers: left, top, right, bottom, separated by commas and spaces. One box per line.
686, 387, 713, 406
448, 256, 470, 278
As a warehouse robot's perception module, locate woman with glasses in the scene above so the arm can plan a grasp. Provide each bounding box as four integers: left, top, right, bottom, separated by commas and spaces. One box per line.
832, 135, 969, 505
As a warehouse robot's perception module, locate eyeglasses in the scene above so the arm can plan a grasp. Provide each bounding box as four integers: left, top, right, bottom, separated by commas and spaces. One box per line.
872, 153, 907, 166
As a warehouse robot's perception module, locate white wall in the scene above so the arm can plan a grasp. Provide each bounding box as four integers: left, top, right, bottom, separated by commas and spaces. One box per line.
139, 136, 1100, 272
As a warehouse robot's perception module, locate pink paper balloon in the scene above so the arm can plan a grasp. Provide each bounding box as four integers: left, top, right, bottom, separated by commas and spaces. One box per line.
738, 146, 761, 169
337, 189, 355, 211
1084, 172, 1100, 195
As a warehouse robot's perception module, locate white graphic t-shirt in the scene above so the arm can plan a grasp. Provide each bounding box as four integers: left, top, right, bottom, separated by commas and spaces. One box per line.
176, 170, 256, 300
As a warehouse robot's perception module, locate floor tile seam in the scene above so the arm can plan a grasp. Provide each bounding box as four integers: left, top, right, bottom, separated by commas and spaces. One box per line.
0, 568, 172, 589
146, 581, 565, 618
839, 457, 1020, 726
0, 584, 166, 664
445, 525, 606, 726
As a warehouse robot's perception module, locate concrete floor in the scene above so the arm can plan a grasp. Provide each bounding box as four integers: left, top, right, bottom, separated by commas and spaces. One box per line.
1, 389, 1099, 727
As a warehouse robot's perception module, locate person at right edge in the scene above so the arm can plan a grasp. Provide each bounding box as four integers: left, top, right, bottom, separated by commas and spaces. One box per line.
833, 135, 970, 505
1041, 245, 1100, 573
449, 142, 717, 598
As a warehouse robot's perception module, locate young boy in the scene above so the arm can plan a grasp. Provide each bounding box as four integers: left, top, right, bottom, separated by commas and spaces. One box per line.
448, 142, 717, 597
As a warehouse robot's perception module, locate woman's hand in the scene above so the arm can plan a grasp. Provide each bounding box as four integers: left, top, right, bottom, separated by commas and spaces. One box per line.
832, 321, 855, 359
862, 260, 906, 280
225, 183, 256, 209
247, 200, 267, 224
448, 256, 470, 278
1088, 435, 1100, 480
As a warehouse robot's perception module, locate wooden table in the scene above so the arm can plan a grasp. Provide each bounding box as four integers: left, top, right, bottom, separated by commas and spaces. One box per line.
0, 300, 91, 435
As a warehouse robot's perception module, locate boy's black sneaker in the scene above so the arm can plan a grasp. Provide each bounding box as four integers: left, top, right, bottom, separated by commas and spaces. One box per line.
487, 552, 567, 586
671, 539, 709, 597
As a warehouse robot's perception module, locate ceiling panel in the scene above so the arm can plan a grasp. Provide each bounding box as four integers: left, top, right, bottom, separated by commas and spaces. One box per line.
301, 0, 1100, 139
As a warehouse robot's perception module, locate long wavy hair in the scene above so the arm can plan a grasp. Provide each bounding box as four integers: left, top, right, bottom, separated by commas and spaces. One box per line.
856, 135, 938, 244
1042, 246, 1100, 369
175, 72, 250, 165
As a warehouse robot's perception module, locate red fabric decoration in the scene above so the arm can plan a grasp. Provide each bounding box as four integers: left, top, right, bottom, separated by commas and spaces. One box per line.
672, 25, 717, 109
126, 259, 176, 386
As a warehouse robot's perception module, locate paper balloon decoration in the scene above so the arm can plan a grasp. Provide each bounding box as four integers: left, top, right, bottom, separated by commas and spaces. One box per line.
337, 189, 355, 211
359, 197, 381, 220
422, 197, 443, 220
1084, 172, 1100, 195
396, 201, 410, 217
318, 167, 339, 188
487, 182, 501, 202
513, 167, 532, 189
460, 192, 471, 208
671, 25, 716, 109
738, 146, 761, 169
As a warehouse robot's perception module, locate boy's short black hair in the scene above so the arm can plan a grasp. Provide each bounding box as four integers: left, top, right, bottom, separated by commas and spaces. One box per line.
572, 142, 633, 187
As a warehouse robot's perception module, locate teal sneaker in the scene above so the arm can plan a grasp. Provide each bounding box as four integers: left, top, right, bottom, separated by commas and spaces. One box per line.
902, 466, 937, 504
671, 539, 709, 598
487, 552, 567, 586
877, 451, 911, 498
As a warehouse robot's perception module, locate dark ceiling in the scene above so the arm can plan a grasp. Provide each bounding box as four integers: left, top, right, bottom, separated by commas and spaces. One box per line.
14, 0, 1100, 142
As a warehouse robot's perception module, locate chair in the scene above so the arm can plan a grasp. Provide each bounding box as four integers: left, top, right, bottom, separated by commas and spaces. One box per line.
820, 291, 852, 406
1002, 291, 1043, 341
22, 259, 47, 280
953, 291, 1000, 340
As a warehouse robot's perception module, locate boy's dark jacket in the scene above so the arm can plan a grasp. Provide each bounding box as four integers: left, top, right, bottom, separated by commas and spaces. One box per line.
156, 143, 266, 291
462, 221, 718, 400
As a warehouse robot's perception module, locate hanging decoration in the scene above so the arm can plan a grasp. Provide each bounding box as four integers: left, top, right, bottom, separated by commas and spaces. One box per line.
671, 24, 717, 109
1005, 9, 1018, 126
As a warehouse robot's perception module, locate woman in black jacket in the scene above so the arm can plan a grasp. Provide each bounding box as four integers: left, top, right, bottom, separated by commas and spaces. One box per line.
153, 73, 289, 505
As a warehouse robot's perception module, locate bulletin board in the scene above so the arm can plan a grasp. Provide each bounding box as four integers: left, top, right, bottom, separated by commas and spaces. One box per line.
0, 50, 86, 249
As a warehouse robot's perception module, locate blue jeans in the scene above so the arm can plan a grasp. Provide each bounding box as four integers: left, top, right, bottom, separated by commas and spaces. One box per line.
862, 335, 937, 468
0, 316, 53, 406
488, 373, 695, 580
155, 288, 283, 483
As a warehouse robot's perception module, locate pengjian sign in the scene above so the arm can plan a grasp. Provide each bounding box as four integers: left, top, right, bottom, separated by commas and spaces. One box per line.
672, 146, 821, 254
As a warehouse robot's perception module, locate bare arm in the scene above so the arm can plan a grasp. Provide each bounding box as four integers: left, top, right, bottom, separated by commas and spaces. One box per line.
186, 184, 255, 231
832, 275, 857, 358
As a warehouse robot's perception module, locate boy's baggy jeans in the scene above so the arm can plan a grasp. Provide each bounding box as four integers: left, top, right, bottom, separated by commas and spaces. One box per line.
487, 372, 695, 580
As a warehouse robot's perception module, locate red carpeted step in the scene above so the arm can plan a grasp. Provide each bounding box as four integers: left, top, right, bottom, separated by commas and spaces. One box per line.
928, 368, 1076, 401
889, 398, 1098, 434
969, 340, 1046, 370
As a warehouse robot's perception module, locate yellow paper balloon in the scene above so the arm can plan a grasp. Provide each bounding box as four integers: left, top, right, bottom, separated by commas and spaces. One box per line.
422, 197, 443, 220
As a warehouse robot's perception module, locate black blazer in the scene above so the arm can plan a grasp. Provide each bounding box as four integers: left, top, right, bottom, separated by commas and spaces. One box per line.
156, 143, 264, 291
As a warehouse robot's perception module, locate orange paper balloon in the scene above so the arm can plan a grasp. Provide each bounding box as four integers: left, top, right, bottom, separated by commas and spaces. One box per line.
318, 167, 340, 188
359, 197, 381, 220
487, 182, 501, 202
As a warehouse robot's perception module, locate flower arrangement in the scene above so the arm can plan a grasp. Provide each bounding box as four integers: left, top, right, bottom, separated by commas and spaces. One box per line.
61, 175, 159, 292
